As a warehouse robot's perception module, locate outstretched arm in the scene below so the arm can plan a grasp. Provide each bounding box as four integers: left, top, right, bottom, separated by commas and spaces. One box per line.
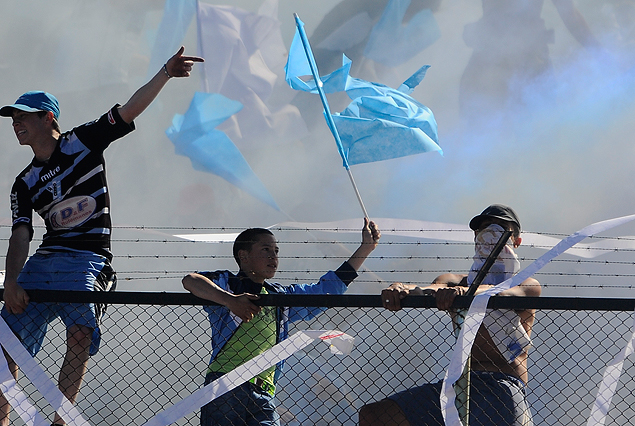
118, 46, 204, 124
182, 273, 260, 322
382, 274, 541, 311
346, 218, 381, 272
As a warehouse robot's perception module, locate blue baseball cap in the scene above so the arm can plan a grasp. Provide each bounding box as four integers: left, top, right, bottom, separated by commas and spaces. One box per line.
0, 91, 60, 120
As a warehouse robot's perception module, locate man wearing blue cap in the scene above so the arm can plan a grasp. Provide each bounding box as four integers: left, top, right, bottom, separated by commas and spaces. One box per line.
0, 47, 203, 426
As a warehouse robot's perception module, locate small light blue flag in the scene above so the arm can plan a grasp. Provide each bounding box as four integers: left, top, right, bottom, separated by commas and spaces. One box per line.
334, 65, 441, 165
285, 23, 352, 94
166, 92, 280, 210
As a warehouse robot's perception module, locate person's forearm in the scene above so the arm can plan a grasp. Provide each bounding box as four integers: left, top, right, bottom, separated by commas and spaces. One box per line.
4, 228, 30, 287
118, 69, 169, 124
346, 244, 375, 272
182, 273, 232, 305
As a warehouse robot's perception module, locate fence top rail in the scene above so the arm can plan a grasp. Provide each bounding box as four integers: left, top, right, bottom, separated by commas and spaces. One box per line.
1, 290, 634, 311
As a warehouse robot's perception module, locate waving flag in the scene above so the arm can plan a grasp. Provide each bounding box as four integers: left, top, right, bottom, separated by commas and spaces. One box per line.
287, 13, 369, 217
334, 65, 441, 165
196, 0, 306, 144
149, 0, 306, 145
285, 17, 440, 167
147, 0, 197, 80
166, 92, 279, 211
285, 31, 352, 94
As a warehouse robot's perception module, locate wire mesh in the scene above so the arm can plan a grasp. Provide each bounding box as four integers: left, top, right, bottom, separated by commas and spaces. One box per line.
1, 297, 634, 426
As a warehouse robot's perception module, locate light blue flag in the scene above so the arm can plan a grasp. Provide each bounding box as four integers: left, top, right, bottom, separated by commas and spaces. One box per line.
284, 15, 440, 167
284, 23, 352, 94
166, 92, 280, 210
147, 0, 197, 80
334, 65, 441, 165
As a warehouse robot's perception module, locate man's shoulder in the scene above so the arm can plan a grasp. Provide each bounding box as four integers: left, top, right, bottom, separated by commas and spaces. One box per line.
519, 276, 541, 296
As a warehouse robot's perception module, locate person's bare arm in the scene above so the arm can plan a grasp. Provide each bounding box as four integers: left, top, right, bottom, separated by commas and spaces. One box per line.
118, 46, 204, 124
3, 225, 31, 314
346, 218, 381, 272
182, 273, 260, 322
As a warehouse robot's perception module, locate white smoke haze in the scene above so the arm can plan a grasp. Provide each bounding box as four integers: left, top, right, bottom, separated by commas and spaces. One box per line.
3, 3, 635, 426
1, 0, 635, 297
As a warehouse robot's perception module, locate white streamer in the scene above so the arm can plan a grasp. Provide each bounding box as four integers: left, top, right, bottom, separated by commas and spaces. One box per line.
0, 349, 48, 426
142, 330, 354, 426
586, 310, 635, 426
0, 316, 91, 426
174, 217, 635, 259
440, 213, 635, 426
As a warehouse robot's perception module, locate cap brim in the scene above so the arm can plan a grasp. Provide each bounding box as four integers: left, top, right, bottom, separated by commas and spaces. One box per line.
469, 215, 485, 231
0, 104, 44, 117
469, 214, 519, 231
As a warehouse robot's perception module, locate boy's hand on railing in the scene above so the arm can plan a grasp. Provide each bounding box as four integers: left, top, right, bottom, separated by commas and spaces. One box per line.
226, 293, 262, 322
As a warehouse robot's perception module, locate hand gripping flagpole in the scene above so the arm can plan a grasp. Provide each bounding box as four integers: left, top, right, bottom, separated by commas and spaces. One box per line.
292, 13, 369, 219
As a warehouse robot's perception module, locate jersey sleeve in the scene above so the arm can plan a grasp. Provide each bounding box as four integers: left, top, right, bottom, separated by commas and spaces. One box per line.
283, 269, 350, 322
10, 178, 34, 241
72, 105, 135, 151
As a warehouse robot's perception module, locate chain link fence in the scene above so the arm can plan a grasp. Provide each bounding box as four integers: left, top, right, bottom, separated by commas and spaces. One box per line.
2, 224, 635, 425
1, 293, 635, 426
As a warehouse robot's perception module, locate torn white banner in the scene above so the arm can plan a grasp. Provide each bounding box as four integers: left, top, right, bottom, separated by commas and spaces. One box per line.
0, 316, 91, 426
174, 217, 635, 259
142, 330, 354, 426
440, 213, 635, 426
586, 310, 635, 426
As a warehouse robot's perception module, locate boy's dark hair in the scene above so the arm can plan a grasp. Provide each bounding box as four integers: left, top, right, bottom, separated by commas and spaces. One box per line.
233, 228, 275, 267
36, 110, 61, 133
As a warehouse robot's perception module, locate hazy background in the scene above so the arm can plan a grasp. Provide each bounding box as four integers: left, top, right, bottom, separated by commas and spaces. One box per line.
1, 0, 635, 296
2, 3, 635, 425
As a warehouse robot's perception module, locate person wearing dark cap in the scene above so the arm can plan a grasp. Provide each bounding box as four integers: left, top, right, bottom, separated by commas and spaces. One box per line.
359, 204, 541, 426
0, 47, 203, 426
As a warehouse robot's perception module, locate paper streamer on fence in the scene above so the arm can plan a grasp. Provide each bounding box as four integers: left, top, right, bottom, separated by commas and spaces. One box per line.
439, 213, 635, 426
586, 310, 635, 426
173, 217, 635, 259
142, 330, 354, 426
0, 350, 48, 426
0, 317, 91, 426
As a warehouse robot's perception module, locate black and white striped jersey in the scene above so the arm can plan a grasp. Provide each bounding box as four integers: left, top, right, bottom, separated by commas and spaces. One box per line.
10, 106, 135, 260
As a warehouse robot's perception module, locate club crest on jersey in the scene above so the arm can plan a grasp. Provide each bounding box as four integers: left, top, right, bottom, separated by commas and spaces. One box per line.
45, 180, 62, 200
49, 195, 97, 230
107, 109, 116, 125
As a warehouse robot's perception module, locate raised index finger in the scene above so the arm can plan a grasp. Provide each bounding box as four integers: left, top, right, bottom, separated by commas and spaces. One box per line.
181, 56, 205, 63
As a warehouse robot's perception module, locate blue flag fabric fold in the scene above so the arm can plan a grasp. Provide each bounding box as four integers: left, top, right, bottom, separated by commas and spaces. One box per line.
285, 19, 441, 166
335, 66, 441, 165
285, 25, 352, 94
166, 92, 280, 210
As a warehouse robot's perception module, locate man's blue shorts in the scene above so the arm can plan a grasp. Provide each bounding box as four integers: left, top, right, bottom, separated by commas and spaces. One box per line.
1, 252, 106, 356
388, 370, 533, 426
201, 371, 281, 426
